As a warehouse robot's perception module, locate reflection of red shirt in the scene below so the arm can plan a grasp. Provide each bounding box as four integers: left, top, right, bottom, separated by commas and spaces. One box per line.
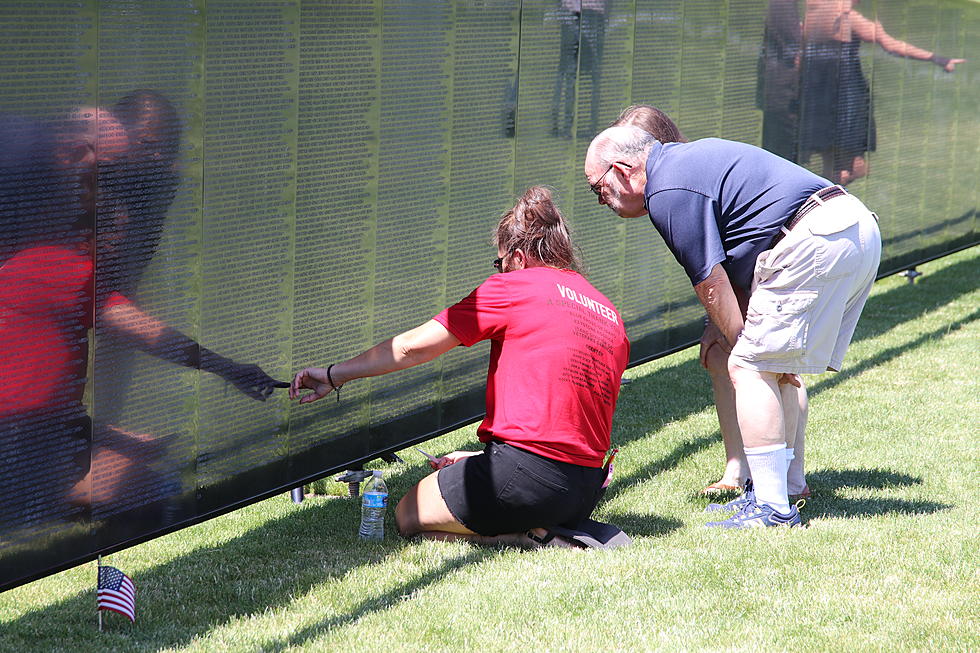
434, 267, 630, 467
0, 246, 127, 417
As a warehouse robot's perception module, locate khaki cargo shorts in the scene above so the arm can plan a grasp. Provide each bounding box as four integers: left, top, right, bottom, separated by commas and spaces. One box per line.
729, 193, 882, 374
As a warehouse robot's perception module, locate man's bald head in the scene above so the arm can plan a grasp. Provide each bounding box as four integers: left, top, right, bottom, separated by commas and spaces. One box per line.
54, 106, 130, 173
586, 125, 657, 170
52, 106, 131, 226
77, 106, 130, 163
584, 125, 657, 219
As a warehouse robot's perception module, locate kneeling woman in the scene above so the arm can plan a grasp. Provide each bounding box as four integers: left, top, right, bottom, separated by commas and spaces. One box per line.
290, 187, 630, 545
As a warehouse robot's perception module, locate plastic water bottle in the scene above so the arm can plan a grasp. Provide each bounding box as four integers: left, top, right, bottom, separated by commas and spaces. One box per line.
358, 471, 388, 540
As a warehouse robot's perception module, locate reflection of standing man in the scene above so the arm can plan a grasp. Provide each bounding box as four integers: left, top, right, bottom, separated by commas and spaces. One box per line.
586, 124, 882, 528
798, 0, 965, 185
551, 0, 606, 138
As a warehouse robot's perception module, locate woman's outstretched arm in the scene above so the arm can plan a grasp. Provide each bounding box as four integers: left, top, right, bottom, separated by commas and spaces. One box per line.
290, 319, 461, 404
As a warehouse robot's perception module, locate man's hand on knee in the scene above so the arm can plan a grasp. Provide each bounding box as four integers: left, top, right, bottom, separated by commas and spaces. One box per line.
777, 373, 802, 388
700, 321, 732, 371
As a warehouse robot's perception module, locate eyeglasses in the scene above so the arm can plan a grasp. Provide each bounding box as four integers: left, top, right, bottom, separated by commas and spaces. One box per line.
589, 161, 631, 196
493, 249, 514, 272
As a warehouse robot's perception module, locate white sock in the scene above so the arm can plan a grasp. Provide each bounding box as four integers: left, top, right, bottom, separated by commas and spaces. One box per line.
745, 443, 790, 513
785, 448, 795, 474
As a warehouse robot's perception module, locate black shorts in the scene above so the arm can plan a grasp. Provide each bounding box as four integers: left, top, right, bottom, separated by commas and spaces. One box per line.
437, 441, 606, 536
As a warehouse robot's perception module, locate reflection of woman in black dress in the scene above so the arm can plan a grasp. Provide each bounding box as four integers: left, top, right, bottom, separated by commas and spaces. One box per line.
799, 0, 964, 185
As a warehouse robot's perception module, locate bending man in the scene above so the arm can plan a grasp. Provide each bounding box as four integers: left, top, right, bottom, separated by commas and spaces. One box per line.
585, 123, 880, 528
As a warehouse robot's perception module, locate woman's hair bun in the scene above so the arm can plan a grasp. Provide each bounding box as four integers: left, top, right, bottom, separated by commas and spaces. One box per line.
516, 186, 559, 227
495, 185, 581, 272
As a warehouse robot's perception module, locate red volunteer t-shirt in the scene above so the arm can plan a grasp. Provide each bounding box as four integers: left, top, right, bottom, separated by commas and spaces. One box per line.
434, 267, 630, 467
0, 246, 128, 417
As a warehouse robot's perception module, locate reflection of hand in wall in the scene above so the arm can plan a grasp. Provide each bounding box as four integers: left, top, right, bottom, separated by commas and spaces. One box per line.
202, 354, 290, 401
846, 9, 965, 71
101, 302, 289, 401
933, 56, 966, 73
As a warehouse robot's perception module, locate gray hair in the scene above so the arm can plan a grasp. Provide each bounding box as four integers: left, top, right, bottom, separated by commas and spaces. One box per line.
588, 125, 657, 166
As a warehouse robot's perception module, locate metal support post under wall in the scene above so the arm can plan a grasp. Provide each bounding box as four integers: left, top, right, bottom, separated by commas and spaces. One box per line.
336, 469, 373, 498
900, 267, 922, 284
288, 450, 405, 502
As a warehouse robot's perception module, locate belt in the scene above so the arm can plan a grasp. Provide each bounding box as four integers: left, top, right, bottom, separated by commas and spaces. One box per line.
771, 184, 848, 247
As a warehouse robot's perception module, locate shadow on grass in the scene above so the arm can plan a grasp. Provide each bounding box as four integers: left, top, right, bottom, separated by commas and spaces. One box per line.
588, 434, 710, 539
600, 512, 684, 538
263, 547, 491, 651
2, 462, 490, 651
806, 305, 979, 396
802, 467, 951, 520
808, 497, 952, 521
601, 433, 718, 503
808, 467, 922, 490
849, 250, 979, 343
607, 251, 979, 485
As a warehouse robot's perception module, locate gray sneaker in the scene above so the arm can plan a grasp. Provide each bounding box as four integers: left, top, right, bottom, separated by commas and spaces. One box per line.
705, 496, 803, 529
705, 478, 754, 513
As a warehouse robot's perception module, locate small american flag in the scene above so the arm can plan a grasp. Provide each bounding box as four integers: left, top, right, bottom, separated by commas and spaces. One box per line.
97, 565, 136, 623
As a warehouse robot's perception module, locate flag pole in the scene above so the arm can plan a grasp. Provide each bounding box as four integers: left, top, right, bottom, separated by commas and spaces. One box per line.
97, 555, 103, 633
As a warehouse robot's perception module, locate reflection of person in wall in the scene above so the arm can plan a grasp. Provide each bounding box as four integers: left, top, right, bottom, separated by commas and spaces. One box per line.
108, 90, 181, 295
586, 122, 881, 528
70, 104, 286, 401
0, 107, 285, 531
611, 106, 810, 500
0, 116, 94, 533
757, 0, 803, 162
75, 103, 288, 515
291, 187, 630, 547
799, 0, 965, 185
83, 91, 183, 467
551, 0, 607, 138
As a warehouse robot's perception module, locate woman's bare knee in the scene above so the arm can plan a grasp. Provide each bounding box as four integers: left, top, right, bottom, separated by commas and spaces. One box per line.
395, 490, 422, 537
395, 472, 474, 538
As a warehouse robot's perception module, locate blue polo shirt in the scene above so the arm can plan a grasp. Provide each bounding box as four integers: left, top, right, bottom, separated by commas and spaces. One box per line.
644, 138, 829, 292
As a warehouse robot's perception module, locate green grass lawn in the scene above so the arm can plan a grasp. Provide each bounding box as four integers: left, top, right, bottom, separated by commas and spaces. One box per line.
1, 246, 977, 652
